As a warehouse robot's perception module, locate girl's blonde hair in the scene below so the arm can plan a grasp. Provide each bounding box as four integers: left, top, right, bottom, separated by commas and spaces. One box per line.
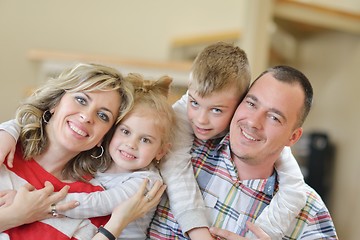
16, 63, 134, 181
97, 73, 177, 172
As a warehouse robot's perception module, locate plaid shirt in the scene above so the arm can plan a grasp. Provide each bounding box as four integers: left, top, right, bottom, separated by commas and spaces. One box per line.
148, 134, 338, 239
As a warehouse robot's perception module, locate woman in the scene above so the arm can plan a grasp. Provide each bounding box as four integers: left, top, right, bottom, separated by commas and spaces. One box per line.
0, 63, 137, 239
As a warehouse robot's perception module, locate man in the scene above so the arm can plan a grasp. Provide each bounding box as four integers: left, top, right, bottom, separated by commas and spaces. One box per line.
149, 66, 338, 239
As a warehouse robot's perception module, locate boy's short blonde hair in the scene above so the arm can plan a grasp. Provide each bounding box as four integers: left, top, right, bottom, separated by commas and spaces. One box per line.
189, 41, 251, 99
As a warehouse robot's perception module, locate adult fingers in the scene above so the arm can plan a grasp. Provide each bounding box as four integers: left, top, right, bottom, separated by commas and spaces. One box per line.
146, 180, 166, 202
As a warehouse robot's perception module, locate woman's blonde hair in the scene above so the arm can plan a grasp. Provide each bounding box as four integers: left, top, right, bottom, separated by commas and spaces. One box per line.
97, 73, 177, 172
16, 63, 134, 181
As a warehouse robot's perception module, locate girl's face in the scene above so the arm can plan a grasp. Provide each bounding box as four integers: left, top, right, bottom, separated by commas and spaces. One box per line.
108, 106, 168, 173
47, 90, 121, 154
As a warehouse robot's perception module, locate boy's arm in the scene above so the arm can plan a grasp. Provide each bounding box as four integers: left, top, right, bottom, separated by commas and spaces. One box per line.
250, 146, 307, 238
58, 172, 161, 218
159, 93, 211, 238
0, 119, 20, 167
0, 119, 20, 140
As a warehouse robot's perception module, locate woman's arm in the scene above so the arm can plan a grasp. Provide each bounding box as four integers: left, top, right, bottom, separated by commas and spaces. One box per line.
0, 182, 72, 231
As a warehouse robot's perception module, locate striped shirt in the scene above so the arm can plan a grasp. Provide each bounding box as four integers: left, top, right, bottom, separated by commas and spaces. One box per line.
148, 134, 338, 239
0, 147, 109, 240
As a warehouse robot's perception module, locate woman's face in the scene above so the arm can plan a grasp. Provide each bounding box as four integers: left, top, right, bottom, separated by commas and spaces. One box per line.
47, 90, 121, 154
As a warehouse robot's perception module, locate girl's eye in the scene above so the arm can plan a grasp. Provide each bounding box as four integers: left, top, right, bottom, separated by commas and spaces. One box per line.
141, 138, 151, 144
98, 112, 110, 122
121, 129, 130, 135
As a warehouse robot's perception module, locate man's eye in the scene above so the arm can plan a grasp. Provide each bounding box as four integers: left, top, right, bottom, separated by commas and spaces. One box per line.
247, 101, 255, 107
270, 115, 281, 123
121, 129, 130, 135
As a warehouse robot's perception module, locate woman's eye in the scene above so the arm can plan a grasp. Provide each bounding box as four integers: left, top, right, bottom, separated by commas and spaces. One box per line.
98, 112, 110, 122
75, 96, 87, 105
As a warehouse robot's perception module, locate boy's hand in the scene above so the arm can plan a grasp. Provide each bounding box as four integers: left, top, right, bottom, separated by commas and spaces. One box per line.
209, 221, 270, 240
0, 130, 16, 167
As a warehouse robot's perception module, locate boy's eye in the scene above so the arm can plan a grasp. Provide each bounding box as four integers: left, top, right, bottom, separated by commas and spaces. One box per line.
190, 100, 199, 108
98, 112, 110, 122
211, 108, 222, 114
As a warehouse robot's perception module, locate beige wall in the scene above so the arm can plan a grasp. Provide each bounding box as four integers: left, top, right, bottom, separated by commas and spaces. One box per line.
1, 1, 359, 239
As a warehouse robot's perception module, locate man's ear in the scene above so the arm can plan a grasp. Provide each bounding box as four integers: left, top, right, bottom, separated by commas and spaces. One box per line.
286, 127, 303, 147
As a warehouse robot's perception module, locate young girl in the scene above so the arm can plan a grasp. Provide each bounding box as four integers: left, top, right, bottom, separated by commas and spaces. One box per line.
0, 73, 176, 239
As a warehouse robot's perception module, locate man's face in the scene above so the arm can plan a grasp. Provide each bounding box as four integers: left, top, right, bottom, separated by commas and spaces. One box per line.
229, 73, 304, 166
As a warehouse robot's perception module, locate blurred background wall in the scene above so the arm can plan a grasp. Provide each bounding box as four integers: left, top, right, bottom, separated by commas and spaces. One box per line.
1, 0, 359, 239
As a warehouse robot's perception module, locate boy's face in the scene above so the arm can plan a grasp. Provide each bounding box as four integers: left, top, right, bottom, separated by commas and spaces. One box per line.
187, 86, 240, 140
108, 107, 168, 172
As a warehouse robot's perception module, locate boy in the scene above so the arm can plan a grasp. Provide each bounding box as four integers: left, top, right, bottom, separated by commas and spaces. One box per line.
151, 42, 306, 239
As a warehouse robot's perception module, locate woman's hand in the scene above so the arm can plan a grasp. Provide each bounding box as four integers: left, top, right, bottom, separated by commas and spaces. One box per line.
0, 181, 77, 231
209, 221, 270, 240
92, 179, 166, 239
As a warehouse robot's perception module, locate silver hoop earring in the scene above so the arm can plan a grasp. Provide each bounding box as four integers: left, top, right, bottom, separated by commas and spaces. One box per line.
91, 145, 104, 159
42, 110, 52, 124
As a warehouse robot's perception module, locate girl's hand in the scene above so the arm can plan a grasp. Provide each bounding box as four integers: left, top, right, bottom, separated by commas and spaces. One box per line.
92, 179, 166, 239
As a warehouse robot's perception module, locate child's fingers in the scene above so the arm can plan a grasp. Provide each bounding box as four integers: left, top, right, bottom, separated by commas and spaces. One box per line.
56, 200, 79, 212
6, 145, 16, 168
246, 222, 271, 240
